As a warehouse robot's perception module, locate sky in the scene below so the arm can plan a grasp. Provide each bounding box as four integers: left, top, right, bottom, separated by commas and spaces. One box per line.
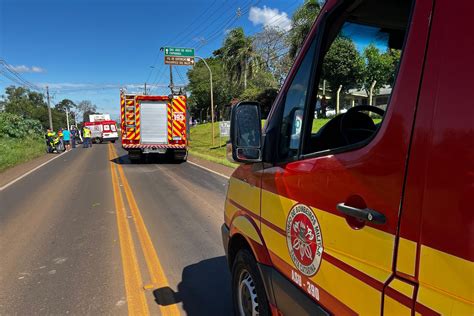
0, 0, 299, 120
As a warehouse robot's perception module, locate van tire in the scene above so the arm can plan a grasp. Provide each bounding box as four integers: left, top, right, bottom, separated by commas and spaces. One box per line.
232, 249, 270, 316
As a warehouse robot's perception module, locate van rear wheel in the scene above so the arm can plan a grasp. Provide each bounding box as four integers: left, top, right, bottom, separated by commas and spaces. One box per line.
232, 249, 270, 316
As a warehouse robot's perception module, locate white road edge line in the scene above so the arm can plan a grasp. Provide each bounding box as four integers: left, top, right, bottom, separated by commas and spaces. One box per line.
0, 151, 70, 191
186, 160, 230, 179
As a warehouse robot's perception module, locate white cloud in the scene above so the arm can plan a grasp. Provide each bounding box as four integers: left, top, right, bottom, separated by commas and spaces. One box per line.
31, 66, 45, 73
249, 6, 292, 31
9, 65, 46, 73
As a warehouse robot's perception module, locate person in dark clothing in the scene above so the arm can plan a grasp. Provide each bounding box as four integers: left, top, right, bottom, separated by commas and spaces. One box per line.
71, 126, 77, 148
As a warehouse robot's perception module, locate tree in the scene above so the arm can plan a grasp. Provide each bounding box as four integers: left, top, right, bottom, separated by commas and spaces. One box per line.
187, 57, 231, 120
2, 86, 68, 130
253, 27, 287, 76
55, 99, 76, 112
76, 100, 96, 122
322, 37, 364, 95
220, 27, 261, 90
287, 0, 321, 59
362, 44, 399, 94
4, 86, 40, 118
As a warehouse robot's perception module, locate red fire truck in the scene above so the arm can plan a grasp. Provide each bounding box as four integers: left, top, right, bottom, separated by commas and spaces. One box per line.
120, 91, 188, 162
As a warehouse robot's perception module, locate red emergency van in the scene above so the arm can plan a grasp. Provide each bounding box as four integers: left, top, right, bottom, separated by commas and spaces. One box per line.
222, 0, 473, 315
83, 120, 118, 144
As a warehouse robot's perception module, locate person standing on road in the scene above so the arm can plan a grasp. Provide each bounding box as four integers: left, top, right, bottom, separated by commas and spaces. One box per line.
58, 128, 64, 150
83, 126, 92, 148
63, 128, 71, 151
71, 126, 77, 149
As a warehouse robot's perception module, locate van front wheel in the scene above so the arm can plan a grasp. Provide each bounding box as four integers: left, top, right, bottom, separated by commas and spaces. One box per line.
232, 249, 270, 316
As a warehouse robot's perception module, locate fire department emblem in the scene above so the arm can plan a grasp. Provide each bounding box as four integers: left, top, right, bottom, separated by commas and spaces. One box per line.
286, 204, 323, 276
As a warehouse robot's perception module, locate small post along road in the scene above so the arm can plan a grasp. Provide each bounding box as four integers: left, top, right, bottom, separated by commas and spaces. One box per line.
0, 142, 232, 315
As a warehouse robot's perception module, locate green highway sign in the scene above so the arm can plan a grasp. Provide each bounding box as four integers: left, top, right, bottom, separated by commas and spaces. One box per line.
164, 47, 194, 57
164, 47, 195, 66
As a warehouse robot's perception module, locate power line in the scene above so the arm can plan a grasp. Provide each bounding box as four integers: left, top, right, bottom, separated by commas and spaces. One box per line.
196, 0, 258, 50
0, 59, 42, 91
168, 0, 225, 47
145, 0, 257, 85
175, 67, 186, 85
149, 1, 257, 86
145, 0, 228, 83
145, 0, 298, 91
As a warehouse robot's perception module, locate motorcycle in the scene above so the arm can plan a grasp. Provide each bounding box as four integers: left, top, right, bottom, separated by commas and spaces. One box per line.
46, 135, 64, 153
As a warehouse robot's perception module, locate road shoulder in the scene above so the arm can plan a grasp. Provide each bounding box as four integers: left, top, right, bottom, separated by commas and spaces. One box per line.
0, 153, 63, 189
187, 154, 235, 178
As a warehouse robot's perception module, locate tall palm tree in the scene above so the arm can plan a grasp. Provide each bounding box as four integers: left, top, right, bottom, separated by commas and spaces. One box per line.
221, 28, 260, 90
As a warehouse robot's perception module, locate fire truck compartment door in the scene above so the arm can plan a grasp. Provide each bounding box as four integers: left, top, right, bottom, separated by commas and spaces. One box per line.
140, 101, 168, 144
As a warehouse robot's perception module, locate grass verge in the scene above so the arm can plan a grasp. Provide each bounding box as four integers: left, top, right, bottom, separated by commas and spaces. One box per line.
0, 137, 45, 172
188, 122, 237, 168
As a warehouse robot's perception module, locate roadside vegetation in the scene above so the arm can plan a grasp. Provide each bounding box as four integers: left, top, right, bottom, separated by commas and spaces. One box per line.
0, 85, 102, 171
0, 112, 45, 172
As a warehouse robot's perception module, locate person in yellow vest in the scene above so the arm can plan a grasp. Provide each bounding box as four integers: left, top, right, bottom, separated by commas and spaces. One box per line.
83, 126, 92, 148
45, 128, 58, 153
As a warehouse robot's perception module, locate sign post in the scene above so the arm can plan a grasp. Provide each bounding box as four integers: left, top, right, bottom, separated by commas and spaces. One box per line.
219, 121, 230, 138
219, 121, 230, 153
194, 56, 215, 147
162, 47, 216, 146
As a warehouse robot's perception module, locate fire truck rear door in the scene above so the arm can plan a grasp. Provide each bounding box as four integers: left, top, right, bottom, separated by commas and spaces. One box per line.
140, 101, 168, 144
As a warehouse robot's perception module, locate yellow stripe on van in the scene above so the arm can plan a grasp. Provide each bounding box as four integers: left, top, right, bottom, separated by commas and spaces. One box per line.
261, 189, 395, 277
226, 177, 261, 216
397, 237, 417, 276
418, 245, 474, 314
384, 296, 412, 316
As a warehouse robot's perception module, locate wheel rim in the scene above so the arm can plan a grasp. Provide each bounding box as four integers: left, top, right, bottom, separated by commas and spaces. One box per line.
237, 269, 259, 316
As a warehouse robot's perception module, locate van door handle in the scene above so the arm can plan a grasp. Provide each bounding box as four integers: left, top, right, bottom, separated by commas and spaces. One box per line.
336, 203, 386, 225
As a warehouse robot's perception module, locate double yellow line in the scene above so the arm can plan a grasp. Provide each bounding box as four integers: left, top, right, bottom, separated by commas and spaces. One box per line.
108, 143, 180, 316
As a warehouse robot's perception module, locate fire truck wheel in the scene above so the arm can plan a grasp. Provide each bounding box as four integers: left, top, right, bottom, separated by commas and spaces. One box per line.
232, 249, 270, 316
130, 157, 142, 164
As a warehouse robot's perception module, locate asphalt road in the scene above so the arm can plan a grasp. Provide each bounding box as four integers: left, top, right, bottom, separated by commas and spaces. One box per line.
0, 142, 232, 315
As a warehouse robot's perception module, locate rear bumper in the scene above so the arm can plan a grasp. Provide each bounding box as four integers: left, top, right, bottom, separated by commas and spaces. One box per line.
122, 143, 186, 149
103, 136, 118, 141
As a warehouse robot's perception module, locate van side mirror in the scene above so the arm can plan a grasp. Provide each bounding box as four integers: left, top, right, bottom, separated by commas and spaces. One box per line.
227, 102, 262, 163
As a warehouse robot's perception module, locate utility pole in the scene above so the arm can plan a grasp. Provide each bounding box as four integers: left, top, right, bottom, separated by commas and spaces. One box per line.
46, 86, 53, 130
169, 65, 174, 95
66, 108, 70, 130
195, 56, 214, 146
144, 82, 147, 95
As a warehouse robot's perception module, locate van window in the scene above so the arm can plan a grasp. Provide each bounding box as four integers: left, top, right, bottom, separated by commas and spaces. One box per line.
110, 124, 116, 132
299, 0, 413, 155
278, 41, 317, 160
104, 124, 110, 131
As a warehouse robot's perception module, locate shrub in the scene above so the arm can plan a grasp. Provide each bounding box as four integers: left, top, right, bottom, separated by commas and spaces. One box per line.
0, 112, 43, 139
